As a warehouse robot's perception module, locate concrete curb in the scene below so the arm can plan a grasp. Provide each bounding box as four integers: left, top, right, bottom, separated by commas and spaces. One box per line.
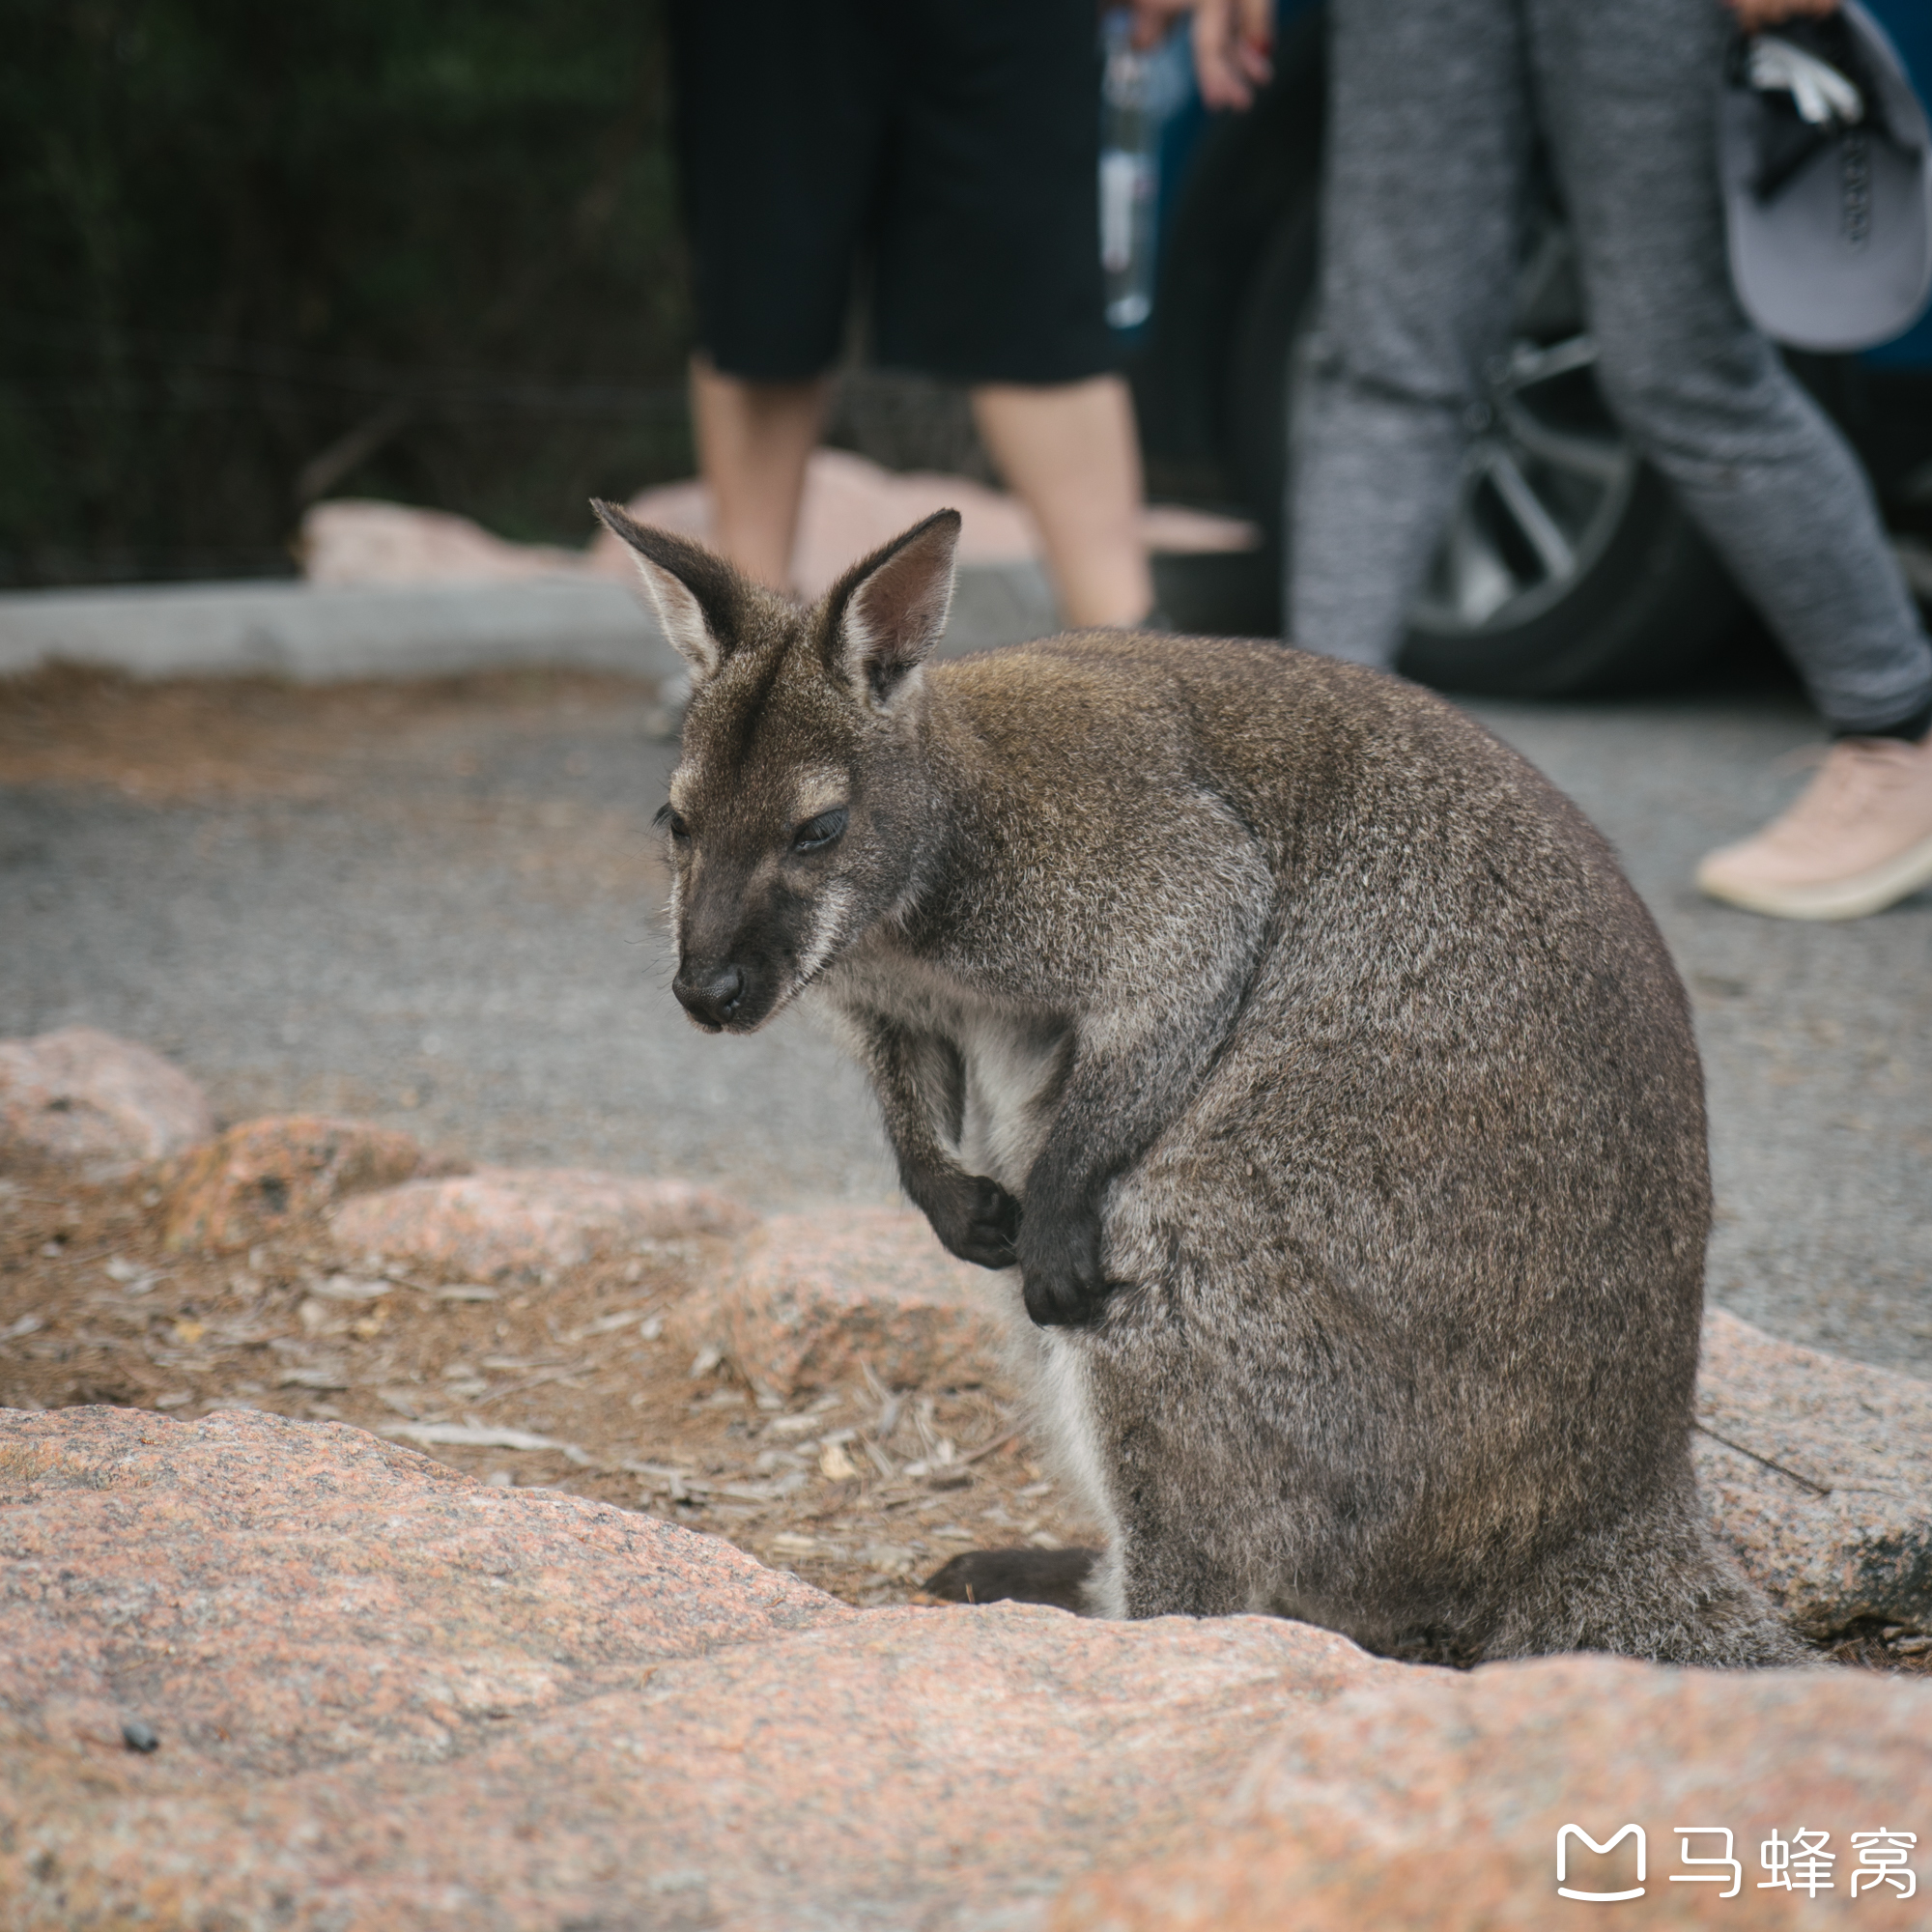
0, 561, 1058, 685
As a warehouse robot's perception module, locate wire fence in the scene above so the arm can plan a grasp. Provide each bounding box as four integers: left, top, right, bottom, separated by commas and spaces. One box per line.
1, 0, 692, 587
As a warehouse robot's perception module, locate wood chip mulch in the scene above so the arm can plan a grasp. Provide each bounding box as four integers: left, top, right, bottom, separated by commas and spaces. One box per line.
0, 1149, 1097, 1609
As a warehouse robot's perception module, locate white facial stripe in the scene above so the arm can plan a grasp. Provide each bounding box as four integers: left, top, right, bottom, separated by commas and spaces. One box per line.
793, 880, 854, 989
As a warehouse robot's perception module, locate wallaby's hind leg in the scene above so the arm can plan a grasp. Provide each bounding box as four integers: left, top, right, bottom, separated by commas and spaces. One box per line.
929, 1534, 1244, 1621
923, 1547, 1101, 1612
920, 1526, 1250, 1621
1491, 1489, 1810, 1667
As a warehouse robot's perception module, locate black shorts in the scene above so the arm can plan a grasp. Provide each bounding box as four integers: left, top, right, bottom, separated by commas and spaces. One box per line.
669, 0, 1114, 386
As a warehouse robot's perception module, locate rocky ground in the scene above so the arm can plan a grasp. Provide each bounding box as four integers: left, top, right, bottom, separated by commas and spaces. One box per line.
4, 1065, 1930, 1932
6, 1402, 1930, 1931
3, 1028, 1929, 1669
0, 1133, 1094, 1614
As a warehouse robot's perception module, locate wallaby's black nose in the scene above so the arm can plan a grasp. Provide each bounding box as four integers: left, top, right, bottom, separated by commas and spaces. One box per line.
674, 963, 745, 1028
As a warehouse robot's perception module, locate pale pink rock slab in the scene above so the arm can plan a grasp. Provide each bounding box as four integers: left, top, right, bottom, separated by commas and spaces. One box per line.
0, 1026, 213, 1165
607, 453, 1257, 599
303, 451, 1259, 605
1693, 1307, 1932, 1634
0, 1406, 836, 1784
160, 1114, 431, 1253
329, 1165, 756, 1280
603, 448, 1046, 597
2, 1406, 1925, 1932
1055, 1651, 1932, 1930
298, 498, 586, 585
668, 1206, 1010, 1394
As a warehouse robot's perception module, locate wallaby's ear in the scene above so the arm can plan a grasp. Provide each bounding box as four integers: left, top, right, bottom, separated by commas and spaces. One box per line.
591, 499, 743, 683
823, 509, 961, 707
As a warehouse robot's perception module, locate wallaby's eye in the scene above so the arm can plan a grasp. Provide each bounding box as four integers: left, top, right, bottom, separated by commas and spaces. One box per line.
656, 802, 691, 842
791, 807, 848, 853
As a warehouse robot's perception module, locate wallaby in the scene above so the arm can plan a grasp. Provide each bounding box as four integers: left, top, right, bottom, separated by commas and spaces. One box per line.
595, 498, 1803, 1667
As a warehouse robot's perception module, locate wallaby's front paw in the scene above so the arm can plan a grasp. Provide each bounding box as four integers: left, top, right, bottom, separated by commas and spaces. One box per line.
1018, 1208, 1110, 1328
923, 1173, 1021, 1270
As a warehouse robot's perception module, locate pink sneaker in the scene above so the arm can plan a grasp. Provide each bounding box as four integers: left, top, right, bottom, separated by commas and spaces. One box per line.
1695, 733, 1932, 920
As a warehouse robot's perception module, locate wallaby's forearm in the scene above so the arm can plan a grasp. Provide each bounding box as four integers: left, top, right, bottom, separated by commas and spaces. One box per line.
855, 1011, 1020, 1269
1019, 918, 1271, 1326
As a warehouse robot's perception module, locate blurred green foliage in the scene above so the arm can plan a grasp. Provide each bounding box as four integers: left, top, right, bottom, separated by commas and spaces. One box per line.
0, 0, 692, 584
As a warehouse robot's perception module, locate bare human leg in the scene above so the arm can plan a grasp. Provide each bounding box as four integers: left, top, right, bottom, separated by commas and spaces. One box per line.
971, 375, 1154, 629
688, 352, 833, 593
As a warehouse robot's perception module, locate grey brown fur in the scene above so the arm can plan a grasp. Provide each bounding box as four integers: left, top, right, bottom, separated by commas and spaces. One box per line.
595, 498, 1803, 1667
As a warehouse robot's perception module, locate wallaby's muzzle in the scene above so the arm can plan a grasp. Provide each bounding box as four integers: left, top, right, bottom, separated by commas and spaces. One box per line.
671, 961, 745, 1032
670, 875, 814, 1035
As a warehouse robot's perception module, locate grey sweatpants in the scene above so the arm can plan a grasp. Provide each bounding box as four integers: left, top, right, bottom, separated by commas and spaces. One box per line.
1290, 0, 1932, 732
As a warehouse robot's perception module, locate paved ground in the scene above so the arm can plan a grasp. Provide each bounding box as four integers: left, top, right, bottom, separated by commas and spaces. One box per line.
1476, 693, 1930, 1383
2, 659, 1927, 1378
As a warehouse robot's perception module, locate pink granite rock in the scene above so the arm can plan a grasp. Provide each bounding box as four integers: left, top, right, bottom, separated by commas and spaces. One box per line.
1055, 1653, 1932, 1930
299, 498, 586, 585
329, 1166, 755, 1280
160, 1115, 431, 1252
0, 1027, 213, 1165
0, 1405, 1368, 1930
668, 1206, 1010, 1394
1694, 1307, 1932, 1634
2, 1405, 1926, 1932
601, 451, 1259, 598
306, 456, 1257, 604
0, 1406, 837, 1785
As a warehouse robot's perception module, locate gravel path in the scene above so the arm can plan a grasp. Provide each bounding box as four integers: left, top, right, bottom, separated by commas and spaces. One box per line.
2, 666, 1925, 1378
